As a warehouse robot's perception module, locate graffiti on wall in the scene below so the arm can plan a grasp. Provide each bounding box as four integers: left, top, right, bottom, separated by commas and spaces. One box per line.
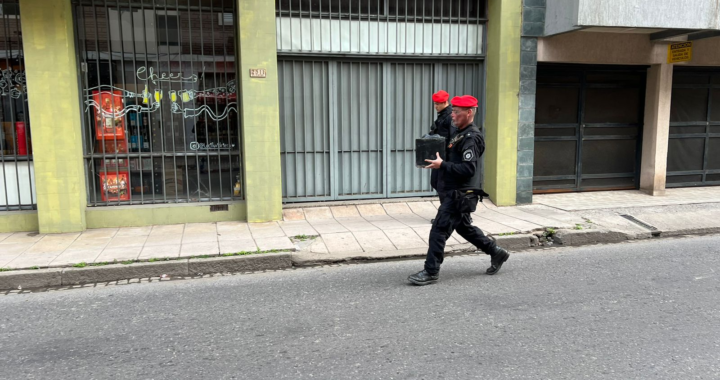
84, 66, 237, 122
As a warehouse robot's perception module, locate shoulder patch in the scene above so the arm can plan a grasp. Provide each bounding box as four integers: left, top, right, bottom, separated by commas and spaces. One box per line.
463, 149, 475, 162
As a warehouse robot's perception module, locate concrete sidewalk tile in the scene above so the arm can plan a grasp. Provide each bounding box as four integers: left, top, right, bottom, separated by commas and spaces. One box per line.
255, 237, 295, 251
357, 204, 387, 217
248, 222, 285, 238
308, 220, 349, 234
321, 232, 363, 253
219, 239, 258, 254
77, 228, 118, 240
66, 238, 111, 250
115, 226, 153, 237
407, 202, 439, 218
151, 224, 185, 235
139, 244, 181, 259
6, 253, 59, 269
0, 232, 12, 243
384, 228, 427, 249
451, 233, 469, 244
1, 232, 44, 245
95, 247, 143, 263
282, 208, 306, 221
0, 254, 22, 267
182, 232, 219, 244
279, 220, 318, 237
482, 199, 498, 209
50, 249, 103, 266
303, 207, 334, 220
392, 214, 432, 227
518, 205, 587, 225
383, 202, 413, 215
144, 234, 183, 247
180, 242, 220, 257
367, 217, 408, 230
217, 223, 253, 241
107, 235, 148, 248
184, 223, 217, 234
330, 205, 360, 218
25, 238, 76, 254
353, 230, 397, 252
337, 218, 380, 232
310, 239, 329, 254
495, 207, 572, 228
471, 216, 519, 235
0, 243, 33, 256
475, 209, 541, 232
431, 201, 441, 209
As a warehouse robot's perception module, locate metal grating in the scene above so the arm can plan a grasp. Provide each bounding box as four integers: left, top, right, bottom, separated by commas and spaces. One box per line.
73, 0, 243, 207
0, 0, 35, 212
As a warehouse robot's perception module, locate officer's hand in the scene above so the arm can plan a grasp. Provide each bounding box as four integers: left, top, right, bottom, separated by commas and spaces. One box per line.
424, 152, 443, 169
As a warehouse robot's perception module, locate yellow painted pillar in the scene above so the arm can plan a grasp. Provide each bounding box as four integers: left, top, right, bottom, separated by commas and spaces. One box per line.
19, 0, 86, 233
484, 0, 522, 206
237, 0, 283, 222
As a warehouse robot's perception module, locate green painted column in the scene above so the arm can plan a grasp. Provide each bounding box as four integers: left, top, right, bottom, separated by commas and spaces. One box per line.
19, 0, 87, 233
237, 0, 283, 222
484, 0, 522, 206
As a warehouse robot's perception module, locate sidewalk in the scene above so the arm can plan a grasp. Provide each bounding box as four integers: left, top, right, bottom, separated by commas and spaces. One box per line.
3, 186, 720, 289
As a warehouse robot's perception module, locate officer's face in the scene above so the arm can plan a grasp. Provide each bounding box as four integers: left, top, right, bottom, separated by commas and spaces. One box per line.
434, 102, 449, 113
451, 107, 474, 128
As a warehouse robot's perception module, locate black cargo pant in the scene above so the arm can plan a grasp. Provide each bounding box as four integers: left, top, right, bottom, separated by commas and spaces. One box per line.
425, 190, 496, 275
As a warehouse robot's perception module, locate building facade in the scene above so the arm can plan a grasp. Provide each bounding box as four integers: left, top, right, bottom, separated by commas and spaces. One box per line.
0, 0, 521, 233
4, 0, 716, 234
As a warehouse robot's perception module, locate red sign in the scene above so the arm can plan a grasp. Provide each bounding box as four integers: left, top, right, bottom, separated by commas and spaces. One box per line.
93, 90, 126, 140
99, 171, 130, 202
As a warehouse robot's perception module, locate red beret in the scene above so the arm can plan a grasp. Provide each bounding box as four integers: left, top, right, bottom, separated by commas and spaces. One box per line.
432, 90, 449, 103
451, 95, 478, 108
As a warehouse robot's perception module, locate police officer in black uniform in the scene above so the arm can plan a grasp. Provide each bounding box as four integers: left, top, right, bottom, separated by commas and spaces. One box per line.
409, 95, 510, 286
428, 90, 456, 224
429, 90, 455, 193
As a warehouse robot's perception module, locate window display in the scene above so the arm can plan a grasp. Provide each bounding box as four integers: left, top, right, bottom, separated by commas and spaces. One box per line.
75, 0, 242, 206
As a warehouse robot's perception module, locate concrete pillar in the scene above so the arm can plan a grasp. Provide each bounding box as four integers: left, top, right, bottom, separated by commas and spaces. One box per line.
640, 63, 673, 196
484, 0, 522, 206
19, 0, 87, 233
237, 0, 283, 222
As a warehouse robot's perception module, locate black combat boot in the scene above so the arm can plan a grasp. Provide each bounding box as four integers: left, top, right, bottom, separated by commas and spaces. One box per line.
408, 270, 439, 285
486, 246, 509, 275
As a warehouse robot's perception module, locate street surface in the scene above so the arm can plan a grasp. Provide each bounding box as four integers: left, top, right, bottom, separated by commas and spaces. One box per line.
2, 236, 720, 379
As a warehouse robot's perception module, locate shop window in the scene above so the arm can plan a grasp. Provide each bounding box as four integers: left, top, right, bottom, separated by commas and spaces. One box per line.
75, 0, 242, 206
0, 0, 34, 211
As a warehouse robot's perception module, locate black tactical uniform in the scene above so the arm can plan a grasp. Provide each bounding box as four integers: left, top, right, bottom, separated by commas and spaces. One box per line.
409, 122, 509, 285
429, 105, 455, 191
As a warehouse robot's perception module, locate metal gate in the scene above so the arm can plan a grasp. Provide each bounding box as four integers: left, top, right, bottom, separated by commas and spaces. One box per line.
279, 59, 483, 202
666, 68, 720, 187
533, 64, 646, 193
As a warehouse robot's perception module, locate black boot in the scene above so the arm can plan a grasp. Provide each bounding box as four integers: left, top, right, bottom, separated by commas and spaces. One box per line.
408, 270, 439, 286
430, 218, 435, 224
486, 246, 509, 275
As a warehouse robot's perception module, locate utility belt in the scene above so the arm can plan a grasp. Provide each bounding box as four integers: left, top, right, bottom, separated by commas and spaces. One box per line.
444, 189, 489, 214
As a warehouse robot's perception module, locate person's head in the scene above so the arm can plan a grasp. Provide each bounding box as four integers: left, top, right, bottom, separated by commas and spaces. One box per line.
450, 95, 479, 129
432, 90, 450, 113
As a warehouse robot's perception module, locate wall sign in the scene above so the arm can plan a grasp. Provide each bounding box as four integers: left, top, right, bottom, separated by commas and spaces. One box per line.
668, 42, 692, 64
249, 68, 267, 78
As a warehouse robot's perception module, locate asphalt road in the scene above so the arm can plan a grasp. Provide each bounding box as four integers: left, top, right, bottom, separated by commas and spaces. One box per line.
2, 236, 720, 379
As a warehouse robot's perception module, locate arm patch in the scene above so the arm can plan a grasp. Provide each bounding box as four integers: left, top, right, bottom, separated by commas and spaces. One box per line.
463, 149, 475, 161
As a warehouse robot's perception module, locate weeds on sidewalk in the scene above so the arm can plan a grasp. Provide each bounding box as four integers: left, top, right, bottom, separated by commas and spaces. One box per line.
291, 234, 318, 242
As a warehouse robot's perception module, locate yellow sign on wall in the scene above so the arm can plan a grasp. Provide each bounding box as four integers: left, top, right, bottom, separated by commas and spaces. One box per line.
668, 42, 693, 63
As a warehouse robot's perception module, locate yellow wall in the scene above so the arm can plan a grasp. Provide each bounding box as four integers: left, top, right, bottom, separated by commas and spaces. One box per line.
484, 0, 522, 206
0, 211, 38, 233
237, 0, 283, 222
86, 202, 247, 228
19, 0, 87, 232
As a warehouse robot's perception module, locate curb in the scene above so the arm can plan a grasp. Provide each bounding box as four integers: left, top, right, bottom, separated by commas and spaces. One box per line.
0, 252, 292, 291
4, 228, 719, 291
